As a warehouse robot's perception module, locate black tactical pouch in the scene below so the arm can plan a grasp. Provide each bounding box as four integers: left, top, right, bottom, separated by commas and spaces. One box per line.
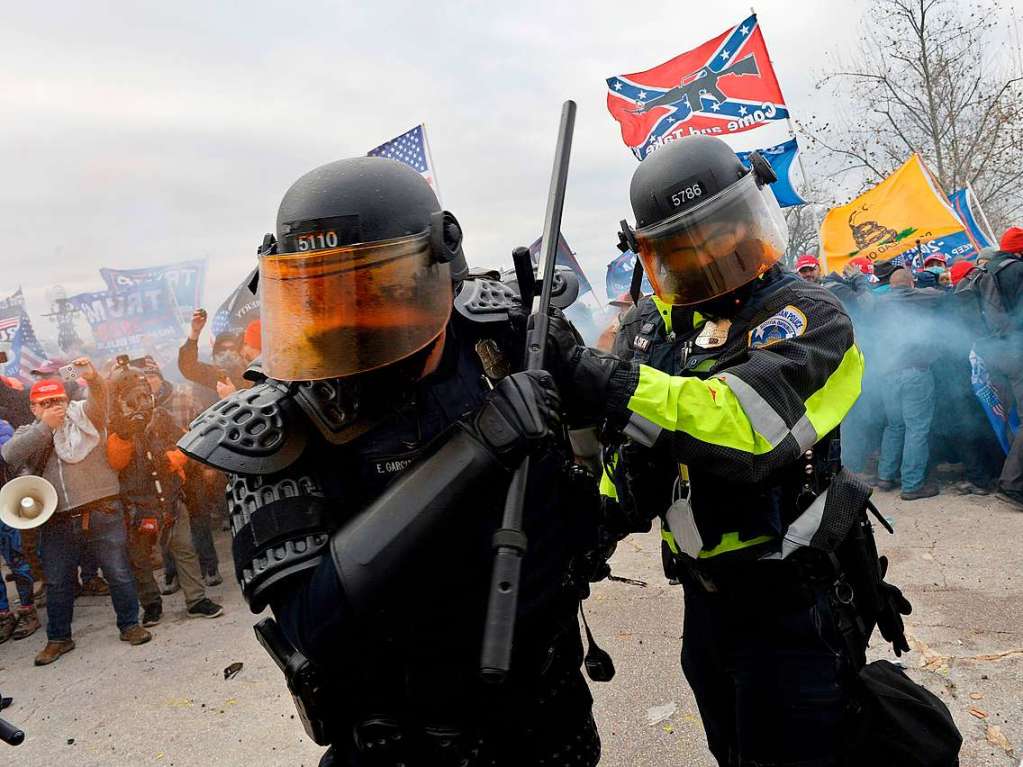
843, 659, 961, 767
780, 469, 910, 663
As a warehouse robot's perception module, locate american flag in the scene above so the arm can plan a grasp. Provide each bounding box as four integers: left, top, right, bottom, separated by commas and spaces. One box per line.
971, 349, 1020, 455
367, 124, 438, 196
0, 289, 49, 382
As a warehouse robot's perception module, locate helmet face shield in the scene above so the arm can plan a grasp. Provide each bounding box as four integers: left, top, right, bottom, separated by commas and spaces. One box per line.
260, 231, 452, 381
634, 173, 787, 306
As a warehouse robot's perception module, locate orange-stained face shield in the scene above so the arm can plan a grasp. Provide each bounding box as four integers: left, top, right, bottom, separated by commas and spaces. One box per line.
634, 173, 787, 306
259, 231, 452, 381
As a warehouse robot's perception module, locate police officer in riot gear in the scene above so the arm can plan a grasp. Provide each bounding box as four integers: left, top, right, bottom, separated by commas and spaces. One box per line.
178, 157, 603, 766
544, 134, 912, 766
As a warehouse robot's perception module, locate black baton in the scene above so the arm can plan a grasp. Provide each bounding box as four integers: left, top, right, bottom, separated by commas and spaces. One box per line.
480, 99, 577, 683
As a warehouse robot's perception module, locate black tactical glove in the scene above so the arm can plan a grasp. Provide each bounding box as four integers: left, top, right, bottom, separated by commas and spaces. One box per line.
467, 370, 561, 468
611, 443, 675, 534
542, 310, 638, 424
876, 555, 912, 656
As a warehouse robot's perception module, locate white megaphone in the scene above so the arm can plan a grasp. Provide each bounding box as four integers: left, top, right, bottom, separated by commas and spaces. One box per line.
0, 475, 59, 530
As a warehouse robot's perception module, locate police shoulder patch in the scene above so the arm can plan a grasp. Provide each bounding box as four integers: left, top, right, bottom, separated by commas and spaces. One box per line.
748, 305, 808, 349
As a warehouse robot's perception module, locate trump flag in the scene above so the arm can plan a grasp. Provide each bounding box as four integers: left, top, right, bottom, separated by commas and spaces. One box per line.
606, 14, 788, 160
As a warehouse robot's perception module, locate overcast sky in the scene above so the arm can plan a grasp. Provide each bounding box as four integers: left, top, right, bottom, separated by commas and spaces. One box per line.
1, 0, 900, 333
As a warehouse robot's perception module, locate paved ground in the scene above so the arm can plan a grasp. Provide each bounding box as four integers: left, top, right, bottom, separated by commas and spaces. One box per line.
1, 486, 1021, 766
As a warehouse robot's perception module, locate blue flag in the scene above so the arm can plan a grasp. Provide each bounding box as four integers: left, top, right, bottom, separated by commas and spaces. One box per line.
100, 259, 207, 321
605, 250, 652, 301
528, 233, 594, 297
211, 269, 260, 340
66, 284, 183, 359
947, 188, 994, 253
736, 138, 805, 208
971, 350, 1020, 455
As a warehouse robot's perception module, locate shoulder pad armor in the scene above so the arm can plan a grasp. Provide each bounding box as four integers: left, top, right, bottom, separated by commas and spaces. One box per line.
454, 277, 521, 324
177, 380, 307, 475
500, 266, 581, 310
292, 378, 366, 445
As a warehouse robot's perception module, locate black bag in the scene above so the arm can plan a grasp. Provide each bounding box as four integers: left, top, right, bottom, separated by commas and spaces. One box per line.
844, 660, 961, 767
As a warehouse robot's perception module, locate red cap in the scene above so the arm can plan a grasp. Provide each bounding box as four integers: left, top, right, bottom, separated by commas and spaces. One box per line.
923, 253, 948, 266
847, 256, 872, 274
243, 319, 262, 353
609, 291, 633, 308
30, 379, 67, 403
795, 254, 819, 271
0, 375, 25, 392
1000, 226, 1023, 253
949, 260, 977, 286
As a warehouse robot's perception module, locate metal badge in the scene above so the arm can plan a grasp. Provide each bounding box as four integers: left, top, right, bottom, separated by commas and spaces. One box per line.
475, 338, 510, 381
695, 319, 731, 349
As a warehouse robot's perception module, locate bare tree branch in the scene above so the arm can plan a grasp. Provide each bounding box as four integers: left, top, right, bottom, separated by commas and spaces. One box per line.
804, 0, 1023, 231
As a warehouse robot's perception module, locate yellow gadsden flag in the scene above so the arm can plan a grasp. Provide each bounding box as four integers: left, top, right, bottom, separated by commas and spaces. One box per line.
821, 154, 967, 274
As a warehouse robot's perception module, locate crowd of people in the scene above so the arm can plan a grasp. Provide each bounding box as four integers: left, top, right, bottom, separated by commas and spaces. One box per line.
592, 228, 1023, 509
798, 226, 1023, 506
0, 309, 262, 665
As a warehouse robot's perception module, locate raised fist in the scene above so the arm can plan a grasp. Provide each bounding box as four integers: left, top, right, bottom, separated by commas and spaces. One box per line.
189, 308, 208, 339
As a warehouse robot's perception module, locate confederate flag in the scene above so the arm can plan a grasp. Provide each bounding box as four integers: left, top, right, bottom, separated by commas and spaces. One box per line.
606, 14, 788, 160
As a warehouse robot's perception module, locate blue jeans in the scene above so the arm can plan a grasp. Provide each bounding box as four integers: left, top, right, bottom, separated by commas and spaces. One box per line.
842, 371, 884, 474
879, 368, 935, 492
40, 499, 140, 640
0, 522, 34, 612
79, 546, 100, 582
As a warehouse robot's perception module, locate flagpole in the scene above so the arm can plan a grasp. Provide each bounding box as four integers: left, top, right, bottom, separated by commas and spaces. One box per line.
966, 181, 997, 245
421, 123, 442, 207
753, 6, 828, 273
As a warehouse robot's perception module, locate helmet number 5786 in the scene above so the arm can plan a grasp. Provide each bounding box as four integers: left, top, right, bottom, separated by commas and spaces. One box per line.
670, 184, 703, 208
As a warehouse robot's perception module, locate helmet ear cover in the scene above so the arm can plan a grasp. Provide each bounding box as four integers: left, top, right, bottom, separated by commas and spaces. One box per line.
258, 233, 278, 256
430, 210, 462, 265
618, 219, 639, 254
748, 151, 777, 187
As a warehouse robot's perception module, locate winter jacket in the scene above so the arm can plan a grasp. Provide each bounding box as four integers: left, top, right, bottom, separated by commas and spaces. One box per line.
0, 375, 120, 512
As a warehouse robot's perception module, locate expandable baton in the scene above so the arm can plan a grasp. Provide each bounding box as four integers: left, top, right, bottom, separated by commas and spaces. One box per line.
480, 99, 577, 683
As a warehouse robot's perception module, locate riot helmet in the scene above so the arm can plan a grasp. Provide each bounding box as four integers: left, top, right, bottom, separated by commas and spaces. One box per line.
620, 135, 787, 307
259, 157, 467, 381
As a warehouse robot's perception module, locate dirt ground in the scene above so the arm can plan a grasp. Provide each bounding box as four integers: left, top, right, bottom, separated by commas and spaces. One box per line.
0, 485, 1020, 766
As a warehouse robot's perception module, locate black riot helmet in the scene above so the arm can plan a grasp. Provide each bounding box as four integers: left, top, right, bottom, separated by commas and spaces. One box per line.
259, 157, 467, 381
620, 134, 788, 307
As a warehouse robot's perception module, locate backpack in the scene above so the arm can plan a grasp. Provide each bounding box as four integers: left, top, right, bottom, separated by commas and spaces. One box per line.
954, 255, 1022, 337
